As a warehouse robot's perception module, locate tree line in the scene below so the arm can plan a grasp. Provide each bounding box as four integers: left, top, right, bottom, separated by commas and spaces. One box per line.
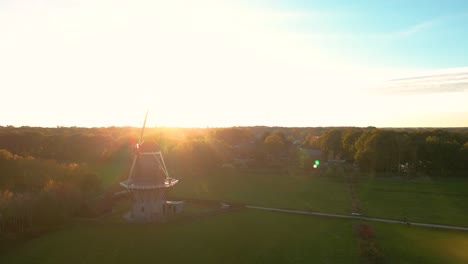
0, 149, 100, 234
1, 125, 467, 175
318, 128, 468, 176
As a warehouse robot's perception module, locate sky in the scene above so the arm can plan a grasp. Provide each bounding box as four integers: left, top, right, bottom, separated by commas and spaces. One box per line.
1, 0, 467, 127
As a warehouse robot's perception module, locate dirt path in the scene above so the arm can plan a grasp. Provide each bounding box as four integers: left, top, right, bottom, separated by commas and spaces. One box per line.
347, 172, 362, 214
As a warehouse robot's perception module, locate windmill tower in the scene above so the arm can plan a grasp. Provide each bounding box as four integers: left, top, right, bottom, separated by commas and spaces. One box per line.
120, 112, 180, 222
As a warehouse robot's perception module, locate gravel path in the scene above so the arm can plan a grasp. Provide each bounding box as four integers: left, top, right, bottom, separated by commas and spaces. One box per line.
246, 205, 468, 232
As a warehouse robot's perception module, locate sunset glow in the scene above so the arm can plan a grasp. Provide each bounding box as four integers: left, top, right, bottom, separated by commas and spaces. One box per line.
1, 0, 467, 127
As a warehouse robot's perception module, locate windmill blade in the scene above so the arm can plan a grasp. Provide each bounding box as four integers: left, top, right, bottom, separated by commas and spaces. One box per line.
139, 110, 149, 145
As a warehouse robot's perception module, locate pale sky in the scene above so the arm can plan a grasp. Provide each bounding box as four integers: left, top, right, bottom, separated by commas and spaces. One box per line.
1, 0, 467, 127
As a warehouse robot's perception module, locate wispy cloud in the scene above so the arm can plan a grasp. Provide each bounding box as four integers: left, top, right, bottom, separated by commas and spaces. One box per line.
379, 68, 468, 95
382, 20, 436, 40
381, 12, 468, 40
300, 17, 439, 41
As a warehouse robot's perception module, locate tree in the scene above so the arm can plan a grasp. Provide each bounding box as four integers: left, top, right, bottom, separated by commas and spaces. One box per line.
319, 129, 343, 159
341, 129, 363, 160
211, 128, 254, 146
264, 134, 286, 158
394, 132, 412, 175
354, 129, 377, 172
424, 135, 461, 176
354, 129, 402, 173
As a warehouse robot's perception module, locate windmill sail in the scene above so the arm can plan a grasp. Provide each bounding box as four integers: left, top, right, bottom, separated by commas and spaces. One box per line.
139, 110, 149, 145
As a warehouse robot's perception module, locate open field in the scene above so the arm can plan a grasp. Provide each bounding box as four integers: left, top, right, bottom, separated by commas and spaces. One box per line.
169, 169, 468, 227
0, 210, 360, 264
2, 207, 468, 264
374, 222, 468, 263
3, 165, 468, 263
89, 151, 468, 228
355, 176, 468, 226
169, 169, 352, 214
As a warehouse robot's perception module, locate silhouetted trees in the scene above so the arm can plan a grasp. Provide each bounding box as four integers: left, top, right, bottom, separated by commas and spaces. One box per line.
264, 133, 286, 157
348, 128, 467, 175
319, 129, 343, 159
211, 127, 254, 146
1, 126, 467, 177
341, 129, 363, 160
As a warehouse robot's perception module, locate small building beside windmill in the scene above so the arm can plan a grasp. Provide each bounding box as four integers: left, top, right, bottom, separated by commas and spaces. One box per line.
120, 140, 183, 222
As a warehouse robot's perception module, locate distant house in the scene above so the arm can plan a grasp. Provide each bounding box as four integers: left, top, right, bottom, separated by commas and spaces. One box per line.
293, 139, 302, 145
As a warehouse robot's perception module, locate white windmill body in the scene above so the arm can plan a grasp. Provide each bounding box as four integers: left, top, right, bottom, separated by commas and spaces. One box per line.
120, 112, 180, 222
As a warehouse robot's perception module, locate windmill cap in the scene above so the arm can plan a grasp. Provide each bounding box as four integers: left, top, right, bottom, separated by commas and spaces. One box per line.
139, 141, 160, 152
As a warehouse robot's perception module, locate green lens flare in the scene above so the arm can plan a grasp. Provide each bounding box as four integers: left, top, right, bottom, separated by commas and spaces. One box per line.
314, 160, 320, 165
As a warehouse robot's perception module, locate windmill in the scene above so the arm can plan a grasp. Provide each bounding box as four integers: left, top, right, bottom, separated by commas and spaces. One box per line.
120, 111, 182, 222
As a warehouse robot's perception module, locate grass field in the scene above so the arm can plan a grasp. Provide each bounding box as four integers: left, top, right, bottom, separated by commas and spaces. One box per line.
170, 169, 468, 227
374, 222, 468, 263
2, 208, 467, 264
0, 210, 360, 264
4, 167, 467, 263
169, 169, 352, 214
355, 176, 468, 226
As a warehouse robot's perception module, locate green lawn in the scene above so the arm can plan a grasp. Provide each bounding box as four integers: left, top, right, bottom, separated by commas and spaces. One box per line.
3, 167, 468, 263
99, 163, 468, 227
169, 169, 352, 214
355, 176, 468, 226
0, 210, 360, 264
374, 222, 468, 263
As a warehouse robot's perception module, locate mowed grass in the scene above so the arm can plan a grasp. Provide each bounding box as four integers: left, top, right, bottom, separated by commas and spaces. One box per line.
355, 176, 468, 226
374, 222, 468, 263
0, 210, 360, 264
169, 169, 352, 214
79, 165, 468, 263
